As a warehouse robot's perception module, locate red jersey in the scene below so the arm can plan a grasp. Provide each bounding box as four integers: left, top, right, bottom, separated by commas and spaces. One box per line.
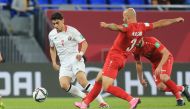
133, 37, 172, 63
110, 22, 153, 57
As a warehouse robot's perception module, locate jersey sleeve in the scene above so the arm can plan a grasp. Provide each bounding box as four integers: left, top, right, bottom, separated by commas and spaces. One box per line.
71, 27, 85, 43
155, 41, 165, 52
120, 23, 129, 32
142, 22, 153, 32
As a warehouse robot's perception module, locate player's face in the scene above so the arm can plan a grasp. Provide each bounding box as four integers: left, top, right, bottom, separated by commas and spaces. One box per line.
123, 12, 128, 23
52, 19, 64, 32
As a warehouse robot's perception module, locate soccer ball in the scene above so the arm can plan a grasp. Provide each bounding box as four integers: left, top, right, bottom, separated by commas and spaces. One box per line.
33, 87, 48, 102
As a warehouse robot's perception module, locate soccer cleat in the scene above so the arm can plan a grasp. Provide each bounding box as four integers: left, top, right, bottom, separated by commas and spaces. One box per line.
99, 102, 110, 108
74, 102, 88, 109
182, 84, 190, 102
176, 99, 185, 106
129, 98, 141, 109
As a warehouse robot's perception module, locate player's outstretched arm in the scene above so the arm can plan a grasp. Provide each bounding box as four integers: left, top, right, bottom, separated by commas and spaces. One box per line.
136, 61, 147, 87
153, 17, 184, 29
50, 46, 60, 71
100, 22, 125, 32
154, 48, 170, 75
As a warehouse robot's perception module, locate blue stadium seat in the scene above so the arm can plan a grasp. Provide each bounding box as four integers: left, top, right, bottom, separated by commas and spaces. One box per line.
70, 0, 87, 4
51, 0, 68, 4
37, 0, 50, 10
89, 0, 107, 10
109, 0, 125, 4
0, 0, 8, 10
90, 0, 106, 4
37, 0, 49, 4
128, 0, 145, 4
0, 0, 7, 3
109, 0, 125, 11
50, 0, 68, 9
128, 0, 145, 10
186, 0, 190, 4
70, 0, 88, 10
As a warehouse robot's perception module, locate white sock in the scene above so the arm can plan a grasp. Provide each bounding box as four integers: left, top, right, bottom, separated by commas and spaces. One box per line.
85, 83, 105, 103
67, 85, 86, 98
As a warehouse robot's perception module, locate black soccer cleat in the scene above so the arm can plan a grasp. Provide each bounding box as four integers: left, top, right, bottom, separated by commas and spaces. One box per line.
176, 99, 185, 106
182, 84, 190, 102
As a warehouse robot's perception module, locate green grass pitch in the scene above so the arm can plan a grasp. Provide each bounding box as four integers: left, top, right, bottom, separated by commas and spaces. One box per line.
2, 97, 190, 109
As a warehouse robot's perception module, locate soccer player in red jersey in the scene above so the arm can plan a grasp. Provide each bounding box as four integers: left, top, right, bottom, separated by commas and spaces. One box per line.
133, 37, 190, 106
75, 8, 184, 109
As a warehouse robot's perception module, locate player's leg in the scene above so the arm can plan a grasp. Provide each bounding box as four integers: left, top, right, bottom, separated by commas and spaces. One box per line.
157, 82, 190, 101
157, 82, 184, 92
101, 56, 140, 109
74, 61, 108, 108
159, 74, 185, 106
59, 76, 86, 98
75, 71, 106, 109
102, 73, 140, 109
156, 56, 185, 106
59, 66, 86, 98
81, 71, 103, 104
76, 71, 106, 102
182, 84, 190, 102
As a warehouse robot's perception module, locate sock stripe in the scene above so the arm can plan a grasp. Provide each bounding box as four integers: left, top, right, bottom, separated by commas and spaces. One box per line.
66, 84, 72, 92
85, 84, 91, 91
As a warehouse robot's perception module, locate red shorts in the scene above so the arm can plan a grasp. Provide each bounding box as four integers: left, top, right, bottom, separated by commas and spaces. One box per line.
152, 55, 173, 85
102, 52, 126, 79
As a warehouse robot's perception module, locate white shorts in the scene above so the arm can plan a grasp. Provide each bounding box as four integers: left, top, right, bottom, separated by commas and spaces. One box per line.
59, 60, 85, 82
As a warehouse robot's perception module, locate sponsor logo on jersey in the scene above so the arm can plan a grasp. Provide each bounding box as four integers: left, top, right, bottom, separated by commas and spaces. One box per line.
132, 32, 142, 36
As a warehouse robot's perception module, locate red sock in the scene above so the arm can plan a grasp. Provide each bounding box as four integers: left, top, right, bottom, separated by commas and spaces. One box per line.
163, 85, 184, 92
84, 81, 102, 105
164, 80, 182, 100
106, 85, 133, 102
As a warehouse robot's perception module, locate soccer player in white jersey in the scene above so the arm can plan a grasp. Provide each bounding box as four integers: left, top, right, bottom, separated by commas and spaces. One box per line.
48, 12, 109, 108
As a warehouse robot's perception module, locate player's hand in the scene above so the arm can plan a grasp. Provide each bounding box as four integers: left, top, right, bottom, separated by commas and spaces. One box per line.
0, 54, 5, 64
100, 22, 108, 28
52, 63, 60, 71
175, 17, 184, 23
76, 54, 82, 61
155, 66, 162, 75
140, 79, 148, 87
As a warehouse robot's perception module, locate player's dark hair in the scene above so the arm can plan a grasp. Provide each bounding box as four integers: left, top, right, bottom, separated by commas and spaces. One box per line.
51, 12, 63, 20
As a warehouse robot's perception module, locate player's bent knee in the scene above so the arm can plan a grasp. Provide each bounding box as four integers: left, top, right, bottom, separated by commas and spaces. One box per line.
157, 85, 165, 91
102, 84, 111, 91
60, 82, 70, 90
160, 74, 170, 82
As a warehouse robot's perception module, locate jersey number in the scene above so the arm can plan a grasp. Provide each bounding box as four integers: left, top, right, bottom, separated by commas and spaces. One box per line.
126, 39, 137, 51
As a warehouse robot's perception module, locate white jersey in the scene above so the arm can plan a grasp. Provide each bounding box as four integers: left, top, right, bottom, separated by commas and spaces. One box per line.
48, 25, 85, 65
